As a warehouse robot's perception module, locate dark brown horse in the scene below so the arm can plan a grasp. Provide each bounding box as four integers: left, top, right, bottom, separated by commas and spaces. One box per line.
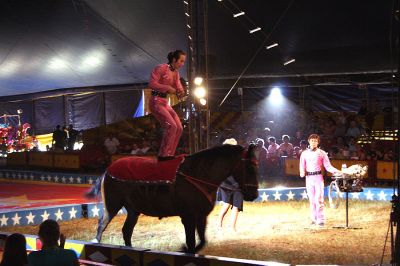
87, 144, 259, 253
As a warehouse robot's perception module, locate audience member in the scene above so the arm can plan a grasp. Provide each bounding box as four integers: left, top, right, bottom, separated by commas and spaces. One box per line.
130, 143, 141, 155
28, 219, 79, 266
267, 137, 280, 158
0, 233, 27, 266
256, 138, 268, 180
346, 120, 361, 138
278, 135, 294, 157
66, 125, 78, 151
51, 125, 64, 151
104, 133, 120, 155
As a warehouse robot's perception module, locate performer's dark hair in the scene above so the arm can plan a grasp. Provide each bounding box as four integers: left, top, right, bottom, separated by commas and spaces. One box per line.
167, 50, 186, 64
308, 134, 320, 143
268, 137, 276, 142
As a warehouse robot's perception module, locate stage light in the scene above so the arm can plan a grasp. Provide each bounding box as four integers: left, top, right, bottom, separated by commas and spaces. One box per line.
271, 87, 281, 97
199, 98, 207, 106
17, 109, 23, 115
188, 35, 192, 40
283, 59, 295, 66
183, 1, 188, 4
194, 86, 206, 99
233, 12, 245, 18
185, 12, 190, 17
194, 77, 203, 86
48, 57, 67, 70
249, 27, 261, 34
187, 24, 191, 28
266, 43, 278, 49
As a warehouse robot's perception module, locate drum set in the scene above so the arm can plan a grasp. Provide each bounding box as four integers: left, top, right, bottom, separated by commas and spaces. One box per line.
0, 111, 34, 154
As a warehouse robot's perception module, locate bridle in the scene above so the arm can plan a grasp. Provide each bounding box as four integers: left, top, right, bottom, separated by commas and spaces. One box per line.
177, 148, 258, 204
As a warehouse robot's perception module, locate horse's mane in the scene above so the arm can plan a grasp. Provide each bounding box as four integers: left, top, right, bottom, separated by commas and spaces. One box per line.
180, 145, 245, 177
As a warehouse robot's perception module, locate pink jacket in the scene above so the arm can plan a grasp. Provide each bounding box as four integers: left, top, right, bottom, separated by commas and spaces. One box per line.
299, 148, 339, 176
149, 64, 183, 94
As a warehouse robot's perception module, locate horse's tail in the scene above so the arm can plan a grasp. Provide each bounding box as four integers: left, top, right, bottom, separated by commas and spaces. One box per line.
84, 172, 106, 199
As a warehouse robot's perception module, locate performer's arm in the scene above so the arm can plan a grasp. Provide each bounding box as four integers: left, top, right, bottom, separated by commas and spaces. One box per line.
322, 150, 340, 174
149, 65, 173, 93
299, 152, 306, 178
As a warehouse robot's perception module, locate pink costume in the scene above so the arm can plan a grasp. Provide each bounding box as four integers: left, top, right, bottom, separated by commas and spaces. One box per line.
299, 148, 339, 224
149, 64, 183, 157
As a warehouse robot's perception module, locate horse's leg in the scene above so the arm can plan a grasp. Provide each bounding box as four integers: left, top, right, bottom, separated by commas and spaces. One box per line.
95, 199, 122, 243
180, 215, 196, 253
122, 207, 140, 247
195, 215, 207, 252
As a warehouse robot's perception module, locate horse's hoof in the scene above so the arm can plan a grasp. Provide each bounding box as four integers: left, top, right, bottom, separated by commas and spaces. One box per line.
91, 238, 99, 243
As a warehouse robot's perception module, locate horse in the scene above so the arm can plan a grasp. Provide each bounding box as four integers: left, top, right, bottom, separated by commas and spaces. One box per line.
86, 144, 259, 253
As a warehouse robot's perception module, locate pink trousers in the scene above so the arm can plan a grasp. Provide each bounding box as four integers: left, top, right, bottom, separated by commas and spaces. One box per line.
305, 175, 325, 224
149, 96, 182, 157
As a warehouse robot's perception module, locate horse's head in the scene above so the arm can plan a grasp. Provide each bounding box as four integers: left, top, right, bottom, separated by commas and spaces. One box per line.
232, 143, 259, 201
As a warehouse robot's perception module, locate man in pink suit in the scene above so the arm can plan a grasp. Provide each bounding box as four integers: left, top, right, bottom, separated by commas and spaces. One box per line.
299, 134, 341, 226
148, 50, 186, 161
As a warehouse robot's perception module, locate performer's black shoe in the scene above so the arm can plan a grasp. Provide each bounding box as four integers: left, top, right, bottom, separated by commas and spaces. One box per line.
158, 156, 175, 161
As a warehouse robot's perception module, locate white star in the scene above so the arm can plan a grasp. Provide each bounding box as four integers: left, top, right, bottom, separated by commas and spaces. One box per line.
41, 211, 50, 221
30, 174, 35, 180
17, 173, 22, 179
69, 207, 77, 219
12, 213, 21, 225
260, 192, 269, 202
92, 206, 100, 217
54, 176, 59, 182
40, 175, 45, 181
23, 173, 28, 179
54, 209, 64, 221
88, 178, 94, 185
0, 214, 9, 227
365, 190, 374, 200
301, 190, 308, 200
351, 192, 360, 199
47, 175, 52, 182
273, 190, 282, 200
69, 176, 74, 183
5, 172, 9, 178
77, 177, 82, 184
61, 177, 66, 183
26, 212, 35, 224
12, 173, 16, 178
286, 190, 295, 201
378, 191, 387, 201
0, 172, 3, 177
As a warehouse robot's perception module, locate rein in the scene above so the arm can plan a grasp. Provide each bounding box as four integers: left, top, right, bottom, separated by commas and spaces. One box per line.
178, 171, 220, 204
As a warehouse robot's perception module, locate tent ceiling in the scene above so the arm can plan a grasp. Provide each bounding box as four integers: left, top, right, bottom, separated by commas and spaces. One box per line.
0, 0, 186, 97
0, 0, 396, 98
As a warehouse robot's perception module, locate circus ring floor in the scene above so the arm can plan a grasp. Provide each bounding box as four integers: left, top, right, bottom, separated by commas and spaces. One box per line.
0, 169, 396, 265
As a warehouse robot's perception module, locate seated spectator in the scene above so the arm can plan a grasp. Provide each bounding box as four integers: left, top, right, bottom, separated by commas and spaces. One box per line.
28, 219, 79, 266
346, 120, 361, 138
348, 137, 357, 152
104, 133, 120, 155
354, 144, 367, 160
278, 135, 294, 157
336, 136, 345, 150
0, 233, 27, 266
255, 138, 268, 180
341, 144, 351, 159
137, 140, 153, 155
383, 149, 394, 161
293, 146, 301, 158
130, 143, 141, 155
267, 137, 280, 158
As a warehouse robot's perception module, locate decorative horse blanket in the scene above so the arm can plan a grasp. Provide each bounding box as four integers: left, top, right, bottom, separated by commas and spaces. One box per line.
107, 155, 185, 182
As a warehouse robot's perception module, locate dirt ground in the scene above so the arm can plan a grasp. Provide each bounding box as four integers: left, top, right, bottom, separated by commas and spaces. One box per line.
0, 200, 394, 265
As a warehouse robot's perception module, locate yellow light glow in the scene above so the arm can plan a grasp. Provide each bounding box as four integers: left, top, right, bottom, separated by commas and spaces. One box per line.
194, 77, 203, 86
194, 86, 206, 98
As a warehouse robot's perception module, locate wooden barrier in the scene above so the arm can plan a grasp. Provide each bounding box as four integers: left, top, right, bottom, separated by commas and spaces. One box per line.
376, 161, 398, 180
6, 152, 27, 167
28, 152, 54, 168
54, 154, 80, 170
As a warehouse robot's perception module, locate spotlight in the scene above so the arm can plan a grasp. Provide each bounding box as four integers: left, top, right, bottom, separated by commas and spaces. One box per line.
266, 43, 278, 49
249, 27, 261, 34
271, 87, 281, 97
199, 98, 207, 106
194, 77, 203, 86
194, 86, 206, 98
233, 12, 245, 18
283, 59, 295, 66
17, 109, 23, 115
185, 12, 190, 17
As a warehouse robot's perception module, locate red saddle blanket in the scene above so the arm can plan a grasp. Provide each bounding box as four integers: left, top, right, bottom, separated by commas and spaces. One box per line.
107, 155, 185, 182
